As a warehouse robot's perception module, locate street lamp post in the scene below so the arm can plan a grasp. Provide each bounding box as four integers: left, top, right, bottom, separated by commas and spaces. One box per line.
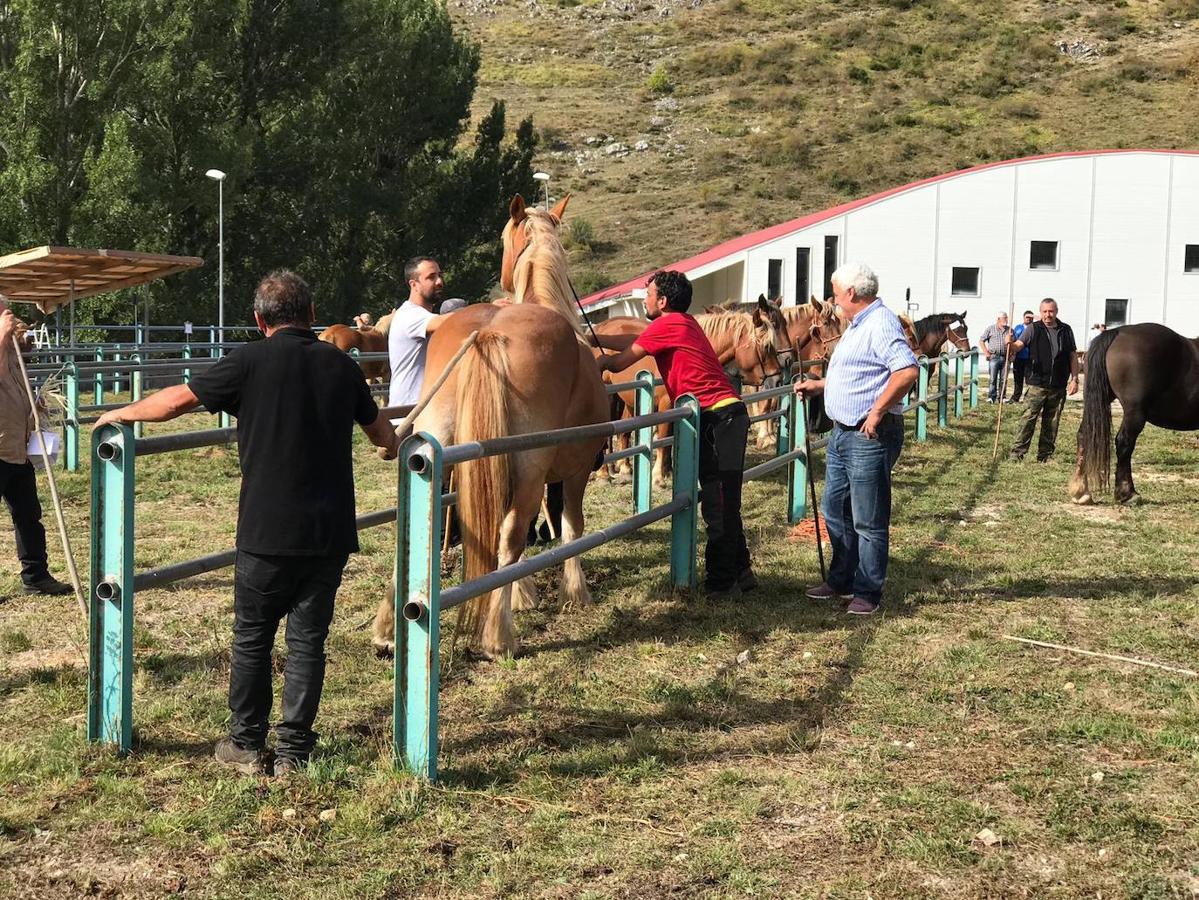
205, 169, 226, 354
533, 171, 550, 210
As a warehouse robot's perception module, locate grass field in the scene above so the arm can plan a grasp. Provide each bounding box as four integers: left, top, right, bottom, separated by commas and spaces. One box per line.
1, 397, 1197, 898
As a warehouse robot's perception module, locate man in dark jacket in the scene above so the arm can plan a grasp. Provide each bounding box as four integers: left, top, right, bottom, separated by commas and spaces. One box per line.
1006, 298, 1078, 462
97, 271, 399, 775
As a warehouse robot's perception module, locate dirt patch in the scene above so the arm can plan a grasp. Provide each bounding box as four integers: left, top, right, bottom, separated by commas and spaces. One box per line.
1065, 504, 1124, 522
4, 646, 85, 676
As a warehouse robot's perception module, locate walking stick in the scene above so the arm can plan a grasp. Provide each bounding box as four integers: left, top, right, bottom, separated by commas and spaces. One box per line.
799, 393, 827, 583
991, 338, 1014, 461
11, 336, 87, 619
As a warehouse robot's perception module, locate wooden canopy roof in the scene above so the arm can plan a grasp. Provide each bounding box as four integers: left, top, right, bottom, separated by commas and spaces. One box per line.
0, 246, 203, 314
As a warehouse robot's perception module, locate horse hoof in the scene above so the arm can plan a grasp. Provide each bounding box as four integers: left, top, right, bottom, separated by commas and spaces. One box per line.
373, 640, 395, 660
1072, 493, 1093, 506
614, 472, 632, 486
1120, 493, 1142, 507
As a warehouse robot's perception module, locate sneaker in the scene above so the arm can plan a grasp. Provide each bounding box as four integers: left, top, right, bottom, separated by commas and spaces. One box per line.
738, 569, 759, 592
273, 756, 307, 777
705, 582, 742, 601
845, 596, 880, 616
805, 582, 852, 600
214, 737, 268, 775
23, 576, 72, 596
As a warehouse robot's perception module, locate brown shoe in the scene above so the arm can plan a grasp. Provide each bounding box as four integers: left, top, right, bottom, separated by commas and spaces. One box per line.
846, 596, 880, 616
805, 582, 852, 600
214, 738, 268, 775
273, 756, 307, 777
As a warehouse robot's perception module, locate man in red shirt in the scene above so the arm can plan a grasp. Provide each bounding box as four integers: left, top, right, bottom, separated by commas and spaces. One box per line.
594, 271, 752, 598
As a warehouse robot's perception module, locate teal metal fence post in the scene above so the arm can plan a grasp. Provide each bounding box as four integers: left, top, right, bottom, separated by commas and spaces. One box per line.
113, 346, 123, 394
775, 360, 792, 458
969, 350, 979, 409
953, 353, 964, 418
131, 353, 144, 439
670, 395, 699, 591
64, 363, 80, 472
88, 424, 136, 754
395, 432, 443, 781
937, 353, 949, 429
632, 369, 654, 515
916, 357, 929, 442
786, 374, 807, 525
182, 343, 191, 384
209, 326, 217, 356
93, 347, 104, 405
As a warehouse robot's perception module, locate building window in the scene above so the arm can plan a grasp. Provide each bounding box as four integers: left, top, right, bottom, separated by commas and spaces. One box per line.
767, 259, 783, 301
823, 235, 839, 301
951, 267, 980, 297
1030, 240, 1059, 270
1104, 299, 1128, 328
1186, 244, 1199, 273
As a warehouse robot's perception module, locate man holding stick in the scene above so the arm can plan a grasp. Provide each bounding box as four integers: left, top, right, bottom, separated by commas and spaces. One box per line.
97, 271, 399, 775
0, 301, 72, 597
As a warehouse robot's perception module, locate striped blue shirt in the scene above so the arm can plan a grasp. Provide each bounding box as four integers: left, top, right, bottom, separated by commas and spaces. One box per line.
823, 299, 919, 426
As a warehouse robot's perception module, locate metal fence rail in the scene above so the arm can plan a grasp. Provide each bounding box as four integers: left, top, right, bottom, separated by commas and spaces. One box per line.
85, 349, 982, 777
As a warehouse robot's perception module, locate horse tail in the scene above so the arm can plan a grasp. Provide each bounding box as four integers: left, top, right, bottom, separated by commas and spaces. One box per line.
453, 331, 512, 634
1078, 328, 1119, 493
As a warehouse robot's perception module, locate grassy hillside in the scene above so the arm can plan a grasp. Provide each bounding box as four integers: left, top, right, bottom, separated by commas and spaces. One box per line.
452, 0, 1199, 294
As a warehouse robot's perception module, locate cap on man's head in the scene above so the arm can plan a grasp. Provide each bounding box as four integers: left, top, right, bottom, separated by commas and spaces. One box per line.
439, 298, 467, 313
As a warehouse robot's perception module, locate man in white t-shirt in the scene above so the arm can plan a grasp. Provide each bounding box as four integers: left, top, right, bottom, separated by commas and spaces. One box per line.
388, 257, 450, 408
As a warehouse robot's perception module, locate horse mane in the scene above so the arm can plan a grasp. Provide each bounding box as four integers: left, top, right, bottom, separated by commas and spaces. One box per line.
696, 309, 777, 354
913, 313, 955, 342
512, 207, 584, 335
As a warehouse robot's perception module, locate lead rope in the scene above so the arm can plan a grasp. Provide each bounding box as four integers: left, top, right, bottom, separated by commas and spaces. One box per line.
567, 277, 614, 460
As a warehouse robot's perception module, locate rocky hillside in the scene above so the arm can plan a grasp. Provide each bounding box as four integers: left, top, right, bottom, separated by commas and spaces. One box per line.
449, 0, 1199, 294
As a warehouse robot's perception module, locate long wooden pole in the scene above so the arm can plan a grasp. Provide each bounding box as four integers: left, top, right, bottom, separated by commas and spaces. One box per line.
1003, 635, 1198, 678
390, 330, 480, 439
12, 336, 87, 618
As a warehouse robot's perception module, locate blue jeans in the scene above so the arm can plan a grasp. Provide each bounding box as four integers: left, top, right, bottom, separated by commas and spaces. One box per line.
821, 416, 904, 604
987, 355, 1005, 401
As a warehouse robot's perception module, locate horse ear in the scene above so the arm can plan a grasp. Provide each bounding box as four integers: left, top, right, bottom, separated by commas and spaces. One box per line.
509, 194, 527, 224
809, 294, 819, 307
752, 306, 764, 326
757, 293, 766, 304
773, 295, 782, 308
550, 193, 571, 221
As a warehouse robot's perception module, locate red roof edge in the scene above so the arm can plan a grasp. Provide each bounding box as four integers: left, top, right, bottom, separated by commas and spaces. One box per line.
579, 148, 1199, 307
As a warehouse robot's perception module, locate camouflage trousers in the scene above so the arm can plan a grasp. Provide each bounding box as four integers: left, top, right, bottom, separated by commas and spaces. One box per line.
1010, 385, 1066, 461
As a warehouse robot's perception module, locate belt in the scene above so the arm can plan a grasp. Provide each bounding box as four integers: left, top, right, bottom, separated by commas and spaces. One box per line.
835, 413, 901, 431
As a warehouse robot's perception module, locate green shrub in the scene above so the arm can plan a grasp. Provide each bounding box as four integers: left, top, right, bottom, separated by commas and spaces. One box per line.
563, 218, 596, 254
645, 64, 673, 95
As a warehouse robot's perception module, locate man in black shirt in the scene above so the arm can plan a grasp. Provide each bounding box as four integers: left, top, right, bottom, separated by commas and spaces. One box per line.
97, 271, 398, 775
1005, 297, 1079, 462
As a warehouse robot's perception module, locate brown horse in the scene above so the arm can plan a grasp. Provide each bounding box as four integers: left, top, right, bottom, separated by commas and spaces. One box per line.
595, 298, 792, 485
319, 309, 395, 381
1069, 324, 1199, 505
372, 194, 608, 660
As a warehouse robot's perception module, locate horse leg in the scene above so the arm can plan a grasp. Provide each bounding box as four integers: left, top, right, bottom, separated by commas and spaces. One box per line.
558, 470, 593, 608
477, 477, 545, 658
614, 428, 633, 485
370, 578, 397, 658
1113, 410, 1146, 506
1068, 444, 1092, 505
653, 419, 670, 487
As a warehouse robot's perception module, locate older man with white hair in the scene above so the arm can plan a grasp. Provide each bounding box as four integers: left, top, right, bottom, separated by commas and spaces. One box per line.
979, 311, 1010, 403
794, 262, 918, 615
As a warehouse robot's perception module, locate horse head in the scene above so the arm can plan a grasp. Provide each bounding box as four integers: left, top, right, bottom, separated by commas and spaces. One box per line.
945, 312, 970, 352
500, 193, 571, 293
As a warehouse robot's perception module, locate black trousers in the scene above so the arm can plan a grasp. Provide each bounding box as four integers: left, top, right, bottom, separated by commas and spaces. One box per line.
0, 460, 50, 586
228, 550, 347, 760
699, 402, 751, 590
1010, 358, 1029, 402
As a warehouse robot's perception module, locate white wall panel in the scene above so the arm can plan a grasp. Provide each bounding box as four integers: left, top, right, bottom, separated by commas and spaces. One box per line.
1166, 155, 1199, 336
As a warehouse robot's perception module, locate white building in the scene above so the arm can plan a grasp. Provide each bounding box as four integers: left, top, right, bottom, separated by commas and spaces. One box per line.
581, 149, 1199, 338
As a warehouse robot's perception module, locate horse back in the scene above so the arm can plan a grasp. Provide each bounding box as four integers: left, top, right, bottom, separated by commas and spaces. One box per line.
1104, 323, 1199, 428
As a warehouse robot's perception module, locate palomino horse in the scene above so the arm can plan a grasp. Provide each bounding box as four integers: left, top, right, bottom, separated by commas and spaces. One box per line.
319, 310, 395, 381
1069, 324, 1199, 505
372, 194, 607, 660
595, 297, 793, 486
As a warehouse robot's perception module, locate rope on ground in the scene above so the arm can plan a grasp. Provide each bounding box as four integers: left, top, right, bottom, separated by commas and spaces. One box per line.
1002, 634, 1198, 678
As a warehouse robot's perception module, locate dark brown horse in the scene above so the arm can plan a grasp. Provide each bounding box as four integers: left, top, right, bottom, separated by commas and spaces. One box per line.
1069, 324, 1199, 505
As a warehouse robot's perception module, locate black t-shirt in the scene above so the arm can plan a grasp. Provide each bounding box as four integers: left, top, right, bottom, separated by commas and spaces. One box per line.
189, 327, 379, 556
